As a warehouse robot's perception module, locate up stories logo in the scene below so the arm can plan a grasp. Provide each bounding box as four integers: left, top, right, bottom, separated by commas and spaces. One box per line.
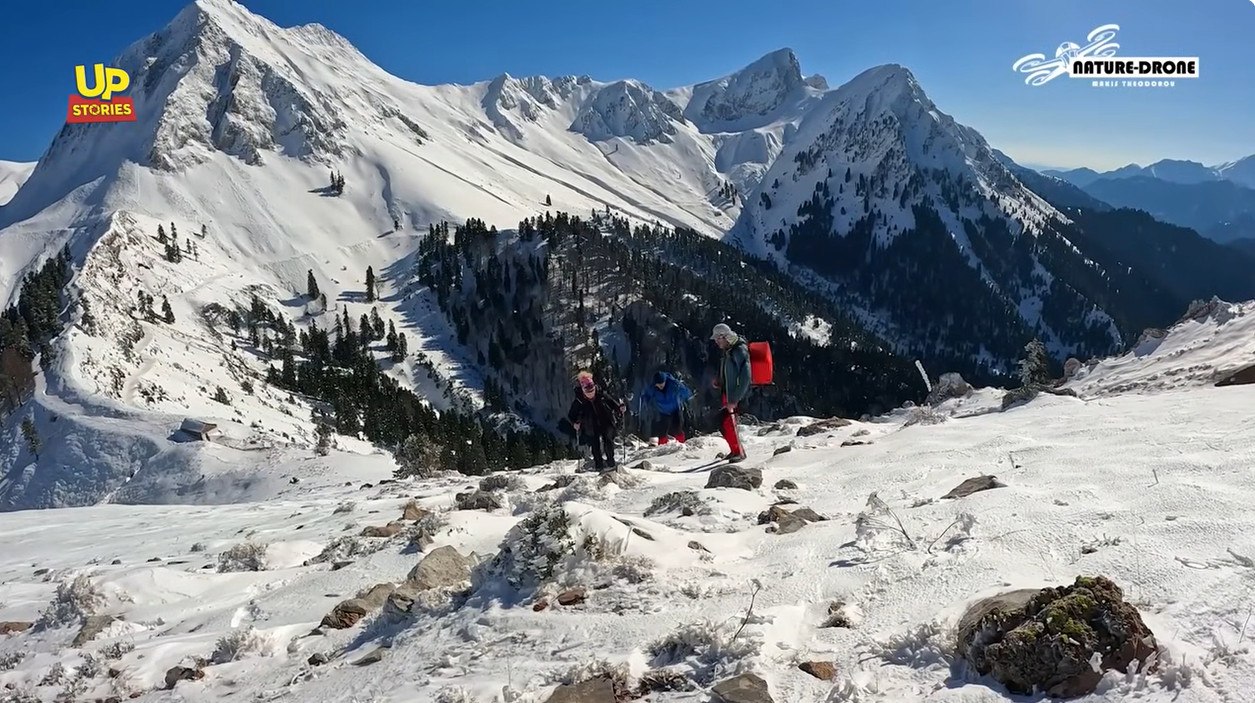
67, 64, 137, 124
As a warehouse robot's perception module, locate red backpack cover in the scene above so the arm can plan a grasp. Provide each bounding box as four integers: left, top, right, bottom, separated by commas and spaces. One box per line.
748, 341, 773, 385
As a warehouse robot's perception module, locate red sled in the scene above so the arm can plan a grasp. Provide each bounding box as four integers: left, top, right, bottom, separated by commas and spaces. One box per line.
748, 341, 773, 385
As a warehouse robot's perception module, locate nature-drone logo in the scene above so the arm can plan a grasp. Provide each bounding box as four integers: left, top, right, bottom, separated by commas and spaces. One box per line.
1013, 24, 1199, 88
67, 64, 137, 124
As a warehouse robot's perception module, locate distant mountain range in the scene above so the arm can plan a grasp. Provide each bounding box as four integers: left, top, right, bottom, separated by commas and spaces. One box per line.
1046, 157, 1255, 189
1042, 159, 1255, 245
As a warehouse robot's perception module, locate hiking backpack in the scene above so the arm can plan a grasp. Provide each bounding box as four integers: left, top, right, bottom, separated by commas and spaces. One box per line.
748, 341, 773, 385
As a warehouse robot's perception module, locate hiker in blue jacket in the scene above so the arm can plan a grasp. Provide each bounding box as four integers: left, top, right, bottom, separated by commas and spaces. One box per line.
640, 371, 693, 445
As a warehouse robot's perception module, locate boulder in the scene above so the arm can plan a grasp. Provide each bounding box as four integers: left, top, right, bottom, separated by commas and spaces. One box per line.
958, 577, 1158, 697
72, 615, 119, 647
164, 666, 204, 690
711, 672, 773, 703
320, 583, 396, 629
407, 545, 473, 590
943, 475, 1005, 499
758, 505, 826, 535
1217, 363, 1255, 387
772, 513, 807, 535
556, 587, 587, 606
772, 445, 793, 457
796, 418, 851, 437
773, 479, 797, 490
353, 647, 387, 666
926, 372, 972, 405
1001, 386, 1039, 411
455, 490, 502, 511
307, 653, 329, 666
0, 621, 32, 635
401, 500, 430, 521
545, 676, 617, 703
706, 465, 762, 491
360, 522, 404, 538
798, 661, 838, 681
1063, 358, 1083, 380
320, 600, 368, 630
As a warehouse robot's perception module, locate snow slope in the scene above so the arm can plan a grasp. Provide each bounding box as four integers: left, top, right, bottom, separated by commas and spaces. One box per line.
0, 0, 841, 512
1065, 298, 1255, 397
0, 160, 33, 205
3, 382, 1255, 702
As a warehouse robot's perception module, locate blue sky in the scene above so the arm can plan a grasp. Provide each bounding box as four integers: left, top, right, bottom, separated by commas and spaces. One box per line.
1, 0, 1251, 170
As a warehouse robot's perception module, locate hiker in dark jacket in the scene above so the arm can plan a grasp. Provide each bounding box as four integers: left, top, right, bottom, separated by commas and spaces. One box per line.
711, 323, 750, 462
566, 370, 625, 471
640, 370, 693, 445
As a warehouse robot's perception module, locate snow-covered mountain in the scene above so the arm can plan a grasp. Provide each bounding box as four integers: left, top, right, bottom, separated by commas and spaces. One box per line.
0, 160, 33, 205
1046, 155, 1255, 189
728, 64, 1147, 369
2, 0, 1251, 512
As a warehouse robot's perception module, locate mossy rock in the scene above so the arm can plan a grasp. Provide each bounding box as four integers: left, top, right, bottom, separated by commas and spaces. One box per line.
958, 576, 1157, 697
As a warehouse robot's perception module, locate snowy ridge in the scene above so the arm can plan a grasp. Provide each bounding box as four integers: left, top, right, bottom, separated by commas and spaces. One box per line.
0, 0, 816, 508
730, 63, 1122, 362
3, 384, 1255, 701
0, 160, 33, 205
1065, 298, 1255, 397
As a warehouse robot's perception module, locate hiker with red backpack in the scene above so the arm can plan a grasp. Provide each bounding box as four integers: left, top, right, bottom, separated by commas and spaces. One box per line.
711, 323, 753, 462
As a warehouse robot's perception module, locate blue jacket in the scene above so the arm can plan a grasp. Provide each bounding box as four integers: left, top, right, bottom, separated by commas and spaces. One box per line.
641, 373, 692, 415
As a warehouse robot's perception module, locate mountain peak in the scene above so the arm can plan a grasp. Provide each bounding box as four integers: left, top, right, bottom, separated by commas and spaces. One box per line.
684, 47, 811, 129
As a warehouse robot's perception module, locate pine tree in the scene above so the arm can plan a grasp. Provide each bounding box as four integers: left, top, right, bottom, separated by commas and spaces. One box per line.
213, 386, 230, 404
370, 307, 384, 339
314, 416, 334, 456
1017, 338, 1050, 387
161, 296, 174, 324
545, 194, 552, 206
200, 224, 208, 238
365, 266, 376, 302
20, 416, 39, 458
157, 224, 167, 244
307, 270, 320, 300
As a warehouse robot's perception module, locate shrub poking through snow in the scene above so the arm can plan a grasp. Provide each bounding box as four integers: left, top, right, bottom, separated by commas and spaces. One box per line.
647, 618, 760, 685
37, 574, 105, 629
217, 541, 268, 572
307, 536, 386, 565
0, 651, 26, 671
99, 639, 136, 660
211, 626, 271, 664
479, 473, 525, 493
484, 504, 574, 589
433, 687, 480, 703
637, 668, 696, 694
333, 501, 355, 515
39, 661, 67, 687
903, 404, 948, 427
79, 653, 102, 677
644, 491, 709, 517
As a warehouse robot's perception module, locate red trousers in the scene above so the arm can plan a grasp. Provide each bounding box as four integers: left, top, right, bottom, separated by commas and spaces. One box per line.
720, 394, 742, 456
